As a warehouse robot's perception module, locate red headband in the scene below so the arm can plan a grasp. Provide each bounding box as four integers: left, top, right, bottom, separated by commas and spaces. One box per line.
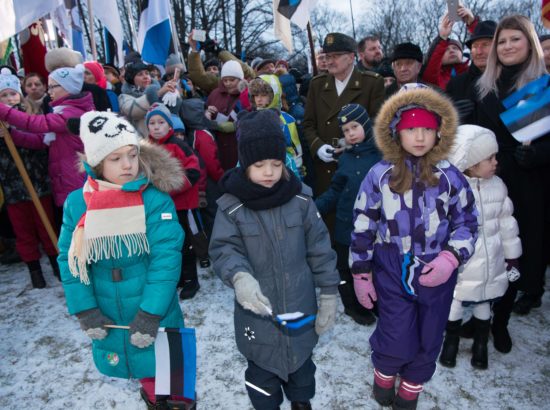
396, 108, 439, 132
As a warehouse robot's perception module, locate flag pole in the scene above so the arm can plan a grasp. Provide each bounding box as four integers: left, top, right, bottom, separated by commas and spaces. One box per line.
124, 0, 139, 50
0, 122, 58, 253
307, 22, 318, 76
86, 0, 98, 60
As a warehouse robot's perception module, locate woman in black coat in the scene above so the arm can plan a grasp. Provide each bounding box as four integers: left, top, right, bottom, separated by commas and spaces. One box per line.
474, 15, 550, 353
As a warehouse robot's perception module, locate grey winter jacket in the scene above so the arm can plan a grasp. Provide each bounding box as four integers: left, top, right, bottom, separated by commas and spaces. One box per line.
209, 184, 339, 381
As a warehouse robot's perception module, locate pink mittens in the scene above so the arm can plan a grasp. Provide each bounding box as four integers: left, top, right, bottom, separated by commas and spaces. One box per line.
419, 250, 459, 287
353, 273, 377, 309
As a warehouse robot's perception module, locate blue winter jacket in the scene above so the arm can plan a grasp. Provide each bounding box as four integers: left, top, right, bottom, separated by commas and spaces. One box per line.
315, 137, 381, 245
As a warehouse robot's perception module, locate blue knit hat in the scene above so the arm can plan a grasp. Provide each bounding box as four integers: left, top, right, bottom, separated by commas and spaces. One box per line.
0, 67, 22, 95
338, 104, 370, 130
50, 64, 85, 95
146, 103, 173, 128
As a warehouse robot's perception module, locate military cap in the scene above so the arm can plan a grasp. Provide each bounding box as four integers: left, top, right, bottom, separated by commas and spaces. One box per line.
322, 33, 357, 54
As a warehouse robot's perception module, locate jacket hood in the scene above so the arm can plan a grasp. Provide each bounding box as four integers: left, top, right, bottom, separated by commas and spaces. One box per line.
179, 98, 217, 131
79, 141, 185, 193
50, 91, 95, 111
374, 87, 458, 165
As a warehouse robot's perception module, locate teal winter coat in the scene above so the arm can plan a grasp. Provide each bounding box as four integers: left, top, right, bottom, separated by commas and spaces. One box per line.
58, 143, 186, 379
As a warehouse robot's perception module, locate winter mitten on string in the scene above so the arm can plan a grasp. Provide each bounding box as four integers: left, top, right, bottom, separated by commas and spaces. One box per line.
76, 308, 114, 340
129, 310, 161, 348
353, 273, 377, 309
232, 271, 272, 316
505, 259, 521, 282
315, 293, 337, 335
419, 250, 459, 287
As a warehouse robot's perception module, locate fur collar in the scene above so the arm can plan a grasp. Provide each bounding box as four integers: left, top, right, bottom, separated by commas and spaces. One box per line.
78, 141, 185, 193
374, 87, 458, 166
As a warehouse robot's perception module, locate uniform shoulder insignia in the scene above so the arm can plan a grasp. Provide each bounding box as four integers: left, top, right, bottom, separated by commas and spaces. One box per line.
311, 73, 328, 81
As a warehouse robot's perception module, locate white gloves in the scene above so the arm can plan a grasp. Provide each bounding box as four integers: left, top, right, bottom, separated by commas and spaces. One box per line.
317, 144, 335, 163
315, 293, 337, 335
162, 90, 179, 107
232, 272, 272, 316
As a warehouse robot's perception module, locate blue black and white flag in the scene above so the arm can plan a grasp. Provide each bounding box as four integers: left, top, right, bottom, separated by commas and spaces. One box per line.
154, 327, 196, 400
500, 74, 550, 143
137, 0, 172, 65
277, 0, 318, 29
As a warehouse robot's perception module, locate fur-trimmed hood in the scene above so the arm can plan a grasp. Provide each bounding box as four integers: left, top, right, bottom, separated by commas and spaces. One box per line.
79, 141, 185, 193
374, 87, 458, 166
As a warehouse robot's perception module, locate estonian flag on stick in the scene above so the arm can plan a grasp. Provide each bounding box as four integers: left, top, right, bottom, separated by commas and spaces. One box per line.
137, 0, 172, 65
154, 327, 197, 400
499, 74, 550, 143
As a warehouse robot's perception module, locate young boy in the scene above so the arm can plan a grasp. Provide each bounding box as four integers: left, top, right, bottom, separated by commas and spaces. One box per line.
146, 103, 202, 300
248, 75, 303, 178
315, 104, 381, 325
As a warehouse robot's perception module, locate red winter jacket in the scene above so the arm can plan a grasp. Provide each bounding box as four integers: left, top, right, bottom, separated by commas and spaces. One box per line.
150, 130, 201, 210
188, 129, 224, 191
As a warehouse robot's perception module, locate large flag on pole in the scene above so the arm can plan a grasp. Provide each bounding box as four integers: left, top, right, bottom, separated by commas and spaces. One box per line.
277, 0, 318, 30
94, 0, 125, 66
154, 327, 196, 400
51, 2, 73, 48
273, 1, 293, 52
543, 0, 550, 28
137, 0, 172, 65
0, 0, 64, 42
67, 0, 87, 60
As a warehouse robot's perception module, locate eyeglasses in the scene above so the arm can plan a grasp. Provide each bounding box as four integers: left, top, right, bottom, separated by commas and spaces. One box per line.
47, 84, 62, 91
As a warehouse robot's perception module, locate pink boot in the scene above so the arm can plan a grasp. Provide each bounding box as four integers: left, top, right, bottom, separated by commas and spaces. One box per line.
373, 368, 397, 406
392, 379, 423, 410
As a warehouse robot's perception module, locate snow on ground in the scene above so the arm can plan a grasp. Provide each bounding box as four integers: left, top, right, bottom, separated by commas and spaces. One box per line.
0, 258, 549, 409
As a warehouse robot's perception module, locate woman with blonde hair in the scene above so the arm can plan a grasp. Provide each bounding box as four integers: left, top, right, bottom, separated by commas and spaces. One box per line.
473, 14, 550, 353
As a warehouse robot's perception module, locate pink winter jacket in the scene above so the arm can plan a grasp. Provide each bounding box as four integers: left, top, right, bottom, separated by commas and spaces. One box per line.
0, 92, 95, 206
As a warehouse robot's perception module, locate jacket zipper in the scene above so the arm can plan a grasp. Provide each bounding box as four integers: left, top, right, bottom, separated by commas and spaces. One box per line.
477, 180, 490, 301
112, 260, 131, 378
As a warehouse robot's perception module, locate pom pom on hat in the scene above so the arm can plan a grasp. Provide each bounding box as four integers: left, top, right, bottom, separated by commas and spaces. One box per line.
49, 64, 85, 95
237, 109, 286, 169
146, 103, 174, 128
79, 111, 140, 167
45, 47, 83, 72
0, 67, 22, 95
220, 60, 244, 80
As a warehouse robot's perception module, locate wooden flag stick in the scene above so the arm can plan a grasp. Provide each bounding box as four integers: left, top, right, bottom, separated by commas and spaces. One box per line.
87, 0, 98, 60
0, 122, 58, 253
104, 324, 130, 329
307, 22, 318, 76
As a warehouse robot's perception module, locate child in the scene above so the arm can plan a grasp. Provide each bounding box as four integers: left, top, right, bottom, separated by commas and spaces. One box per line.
57, 111, 190, 409
145, 103, 202, 300
441, 124, 521, 370
0, 68, 58, 287
0, 64, 95, 216
248, 75, 304, 177
350, 84, 478, 409
209, 109, 339, 410
315, 104, 381, 326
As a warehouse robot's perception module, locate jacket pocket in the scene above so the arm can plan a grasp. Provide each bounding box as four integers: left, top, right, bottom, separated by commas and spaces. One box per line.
238, 222, 260, 237
284, 211, 303, 228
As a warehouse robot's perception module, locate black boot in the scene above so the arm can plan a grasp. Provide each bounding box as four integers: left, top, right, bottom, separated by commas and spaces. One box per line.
439, 320, 462, 368
471, 317, 490, 369
513, 292, 542, 315
459, 317, 475, 339
491, 319, 512, 353
48, 255, 61, 281
491, 286, 516, 353
178, 240, 200, 300
140, 388, 169, 410
291, 401, 312, 410
27, 260, 46, 289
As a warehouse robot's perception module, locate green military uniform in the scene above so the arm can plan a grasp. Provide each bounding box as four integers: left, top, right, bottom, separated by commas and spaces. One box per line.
303, 68, 385, 196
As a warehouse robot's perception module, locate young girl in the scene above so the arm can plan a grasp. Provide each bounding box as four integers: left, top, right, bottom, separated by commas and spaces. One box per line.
0, 64, 95, 217
209, 109, 339, 410
57, 111, 190, 409
440, 124, 521, 370
351, 84, 478, 409
145, 103, 202, 300
0, 68, 58, 287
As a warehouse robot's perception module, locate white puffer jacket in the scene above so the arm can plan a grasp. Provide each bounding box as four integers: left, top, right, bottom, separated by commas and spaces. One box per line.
450, 125, 522, 302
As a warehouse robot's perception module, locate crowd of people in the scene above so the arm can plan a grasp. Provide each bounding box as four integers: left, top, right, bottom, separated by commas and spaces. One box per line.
0, 5, 549, 410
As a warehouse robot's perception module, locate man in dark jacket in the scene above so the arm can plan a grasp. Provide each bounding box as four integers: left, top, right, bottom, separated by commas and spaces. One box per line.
385, 42, 424, 97
446, 20, 497, 123
303, 32, 385, 197
357, 35, 384, 72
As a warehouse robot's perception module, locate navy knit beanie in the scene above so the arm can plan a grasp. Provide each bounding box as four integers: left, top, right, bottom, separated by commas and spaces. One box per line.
146, 103, 174, 128
338, 103, 371, 131
237, 109, 286, 169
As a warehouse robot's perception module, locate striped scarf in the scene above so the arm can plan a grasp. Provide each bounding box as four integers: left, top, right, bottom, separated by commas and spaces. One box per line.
68, 176, 150, 284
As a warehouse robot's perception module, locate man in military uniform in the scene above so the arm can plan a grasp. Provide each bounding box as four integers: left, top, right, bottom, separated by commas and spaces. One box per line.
303, 32, 385, 197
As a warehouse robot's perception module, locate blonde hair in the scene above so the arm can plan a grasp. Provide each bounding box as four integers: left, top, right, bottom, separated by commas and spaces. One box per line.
89, 146, 151, 183
477, 15, 547, 100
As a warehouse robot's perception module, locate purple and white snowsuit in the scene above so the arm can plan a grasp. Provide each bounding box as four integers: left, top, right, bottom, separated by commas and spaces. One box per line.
350, 86, 478, 385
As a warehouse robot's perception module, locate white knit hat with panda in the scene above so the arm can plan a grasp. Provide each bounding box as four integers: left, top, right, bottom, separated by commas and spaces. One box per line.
0, 67, 22, 95
79, 111, 140, 167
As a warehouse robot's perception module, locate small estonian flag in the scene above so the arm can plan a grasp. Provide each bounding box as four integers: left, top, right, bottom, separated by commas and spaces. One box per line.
500, 74, 550, 143
154, 327, 197, 400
